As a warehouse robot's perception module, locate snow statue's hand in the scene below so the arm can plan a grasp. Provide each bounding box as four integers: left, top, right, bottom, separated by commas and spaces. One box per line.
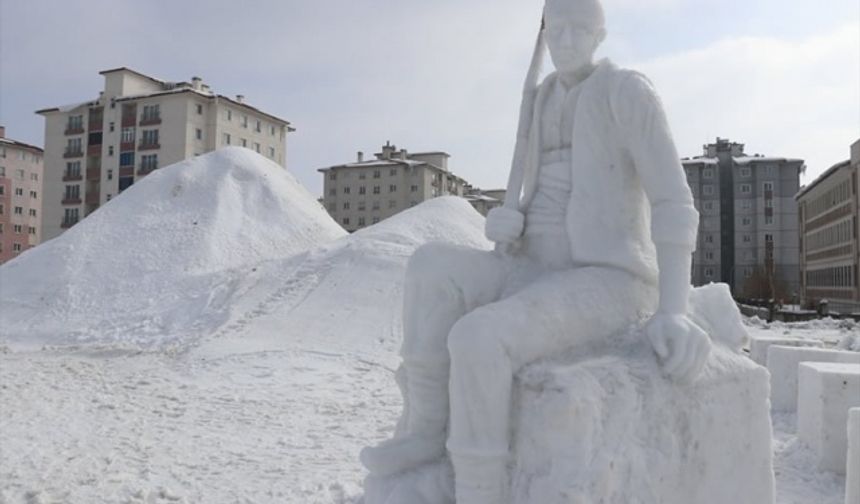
485, 207, 525, 244
645, 312, 711, 383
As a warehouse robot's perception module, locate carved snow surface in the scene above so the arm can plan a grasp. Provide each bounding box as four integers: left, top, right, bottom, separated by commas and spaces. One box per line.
512, 343, 774, 504
0, 147, 346, 347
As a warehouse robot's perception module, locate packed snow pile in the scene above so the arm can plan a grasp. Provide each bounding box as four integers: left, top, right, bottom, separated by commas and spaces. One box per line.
0, 147, 345, 348
196, 196, 491, 360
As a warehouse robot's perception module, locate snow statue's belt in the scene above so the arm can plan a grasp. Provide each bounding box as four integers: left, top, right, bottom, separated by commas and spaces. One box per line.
365, 284, 774, 504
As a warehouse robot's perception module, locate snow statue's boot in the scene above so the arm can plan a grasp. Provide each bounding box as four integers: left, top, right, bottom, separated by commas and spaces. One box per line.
451, 453, 508, 504
361, 361, 448, 476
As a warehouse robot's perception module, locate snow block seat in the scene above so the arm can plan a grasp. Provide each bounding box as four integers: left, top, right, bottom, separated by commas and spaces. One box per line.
797, 362, 860, 474
766, 346, 860, 412
510, 343, 774, 504
847, 408, 860, 504
749, 335, 824, 366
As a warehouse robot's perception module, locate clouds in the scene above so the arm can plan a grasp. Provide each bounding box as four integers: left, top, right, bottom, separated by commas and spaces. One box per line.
1, 0, 857, 196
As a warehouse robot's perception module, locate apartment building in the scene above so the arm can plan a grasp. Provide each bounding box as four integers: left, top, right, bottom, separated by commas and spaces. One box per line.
683, 138, 804, 299
464, 187, 506, 216
0, 127, 44, 264
37, 67, 293, 241
796, 139, 860, 313
319, 142, 469, 232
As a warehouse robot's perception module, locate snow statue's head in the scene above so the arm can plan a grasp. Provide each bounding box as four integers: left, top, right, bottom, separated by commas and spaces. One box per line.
543, 0, 606, 74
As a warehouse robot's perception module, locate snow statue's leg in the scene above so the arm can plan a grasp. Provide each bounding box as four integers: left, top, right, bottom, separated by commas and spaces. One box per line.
361, 243, 509, 479
446, 266, 656, 503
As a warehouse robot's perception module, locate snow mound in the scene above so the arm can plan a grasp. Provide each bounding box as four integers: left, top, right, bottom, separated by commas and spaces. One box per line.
0, 147, 345, 348
196, 196, 491, 360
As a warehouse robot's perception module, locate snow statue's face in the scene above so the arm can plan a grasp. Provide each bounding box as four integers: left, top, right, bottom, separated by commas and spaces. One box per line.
543, 0, 607, 74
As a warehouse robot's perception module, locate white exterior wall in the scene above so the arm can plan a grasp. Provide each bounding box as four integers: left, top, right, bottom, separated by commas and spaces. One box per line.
41, 111, 79, 241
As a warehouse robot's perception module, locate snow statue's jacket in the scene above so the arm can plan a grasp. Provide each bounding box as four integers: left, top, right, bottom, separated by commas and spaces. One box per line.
518, 60, 699, 285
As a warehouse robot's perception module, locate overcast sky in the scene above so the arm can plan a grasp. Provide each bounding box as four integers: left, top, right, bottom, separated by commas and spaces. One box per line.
2, 0, 858, 197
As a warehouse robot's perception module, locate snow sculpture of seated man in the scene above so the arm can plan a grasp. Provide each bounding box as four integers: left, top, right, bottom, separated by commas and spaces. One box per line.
361, 0, 711, 502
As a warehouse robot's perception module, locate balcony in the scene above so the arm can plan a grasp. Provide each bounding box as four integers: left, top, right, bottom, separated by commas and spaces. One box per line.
62, 172, 83, 182
61, 218, 79, 229
64, 126, 85, 136
88, 122, 103, 132
87, 144, 102, 156
139, 116, 162, 126
61, 197, 82, 205
121, 115, 137, 128
120, 141, 136, 152
63, 149, 84, 159
137, 165, 157, 176
119, 167, 134, 177
138, 142, 160, 151
85, 192, 100, 205
86, 168, 100, 181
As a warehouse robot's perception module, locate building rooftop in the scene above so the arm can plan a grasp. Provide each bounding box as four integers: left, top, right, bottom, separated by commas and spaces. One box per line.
733, 156, 804, 165
795, 159, 852, 200
0, 127, 43, 153
682, 157, 719, 165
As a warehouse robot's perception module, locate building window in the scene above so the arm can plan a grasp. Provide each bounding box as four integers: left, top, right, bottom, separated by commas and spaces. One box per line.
107, 169, 113, 181
255, 120, 261, 132
704, 234, 714, 244
343, 187, 351, 194
30, 173, 38, 181
270, 125, 276, 135
29, 191, 37, 199
703, 185, 714, 196
141, 104, 160, 122
373, 170, 381, 179
121, 127, 135, 143
763, 181, 774, 192
223, 133, 231, 145
359, 186, 366, 195
372, 201, 380, 210
109, 122, 115, 132
359, 172, 366, 180
358, 201, 366, 211
67, 160, 83, 177
358, 217, 366, 227
765, 215, 774, 225
120, 152, 135, 167
28, 226, 35, 235
740, 200, 752, 210
67, 115, 83, 132
705, 267, 714, 278
118, 177, 133, 192
196, 128, 203, 140
12, 243, 21, 253
63, 208, 79, 225
372, 217, 380, 224
63, 185, 80, 201
14, 188, 23, 196
141, 129, 159, 147
342, 217, 349, 226
329, 188, 336, 196
28, 209, 36, 217
241, 138, 247, 147
389, 184, 397, 193
13, 224, 22, 234
389, 200, 396, 208
226, 109, 232, 121
13, 206, 22, 215
703, 201, 714, 211
269, 147, 275, 158
743, 235, 751, 243
329, 172, 337, 181
373, 186, 380, 194
66, 138, 82, 155
254, 142, 261, 153
740, 167, 751, 178
741, 217, 751, 226
740, 184, 751, 194
343, 202, 350, 210
411, 185, 418, 192
108, 146, 114, 156
196, 104, 203, 115
242, 115, 248, 128
703, 168, 714, 179
390, 168, 397, 176
14, 169, 23, 179
705, 251, 714, 261
141, 154, 158, 171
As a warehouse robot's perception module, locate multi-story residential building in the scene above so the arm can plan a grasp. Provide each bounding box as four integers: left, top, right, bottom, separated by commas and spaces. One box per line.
319, 142, 470, 232
0, 126, 44, 264
464, 187, 506, 216
37, 67, 293, 241
683, 138, 804, 300
796, 139, 860, 313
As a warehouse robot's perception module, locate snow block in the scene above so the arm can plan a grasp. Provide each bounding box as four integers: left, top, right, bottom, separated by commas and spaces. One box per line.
749, 335, 823, 366
797, 362, 860, 474
511, 343, 775, 504
766, 346, 860, 412
847, 408, 860, 504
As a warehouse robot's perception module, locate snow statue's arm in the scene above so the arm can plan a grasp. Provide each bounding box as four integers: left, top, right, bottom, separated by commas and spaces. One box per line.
614, 71, 711, 382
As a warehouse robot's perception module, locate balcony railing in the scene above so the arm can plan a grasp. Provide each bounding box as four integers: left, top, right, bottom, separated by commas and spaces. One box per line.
119, 167, 134, 177
138, 142, 160, 151
61, 197, 82, 205
139, 116, 162, 126
64, 126, 85, 135
86, 168, 100, 181
85, 192, 100, 205
121, 115, 137, 128
61, 218, 79, 229
63, 149, 84, 159
87, 145, 102, 156
137, 165, 158, 176
120, 141, 136, 152
62, 172, 83, 182
88, 122, 103, 132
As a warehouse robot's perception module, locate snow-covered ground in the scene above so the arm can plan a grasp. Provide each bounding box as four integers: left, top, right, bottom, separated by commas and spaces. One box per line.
0, 150, 856, 503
